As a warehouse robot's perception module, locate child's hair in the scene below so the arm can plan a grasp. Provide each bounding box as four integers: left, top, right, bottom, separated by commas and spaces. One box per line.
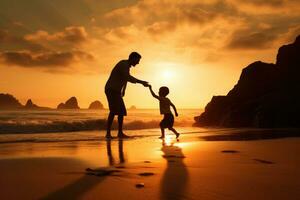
159, 86, 169, 97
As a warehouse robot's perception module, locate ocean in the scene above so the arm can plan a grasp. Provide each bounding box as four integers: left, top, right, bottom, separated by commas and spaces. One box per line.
0, 109, 208, 143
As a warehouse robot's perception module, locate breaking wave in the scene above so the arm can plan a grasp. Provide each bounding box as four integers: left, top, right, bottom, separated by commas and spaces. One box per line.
0, 119, 193, 134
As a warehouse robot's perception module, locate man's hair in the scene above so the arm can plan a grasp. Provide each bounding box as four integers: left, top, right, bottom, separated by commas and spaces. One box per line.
159, 86, 169, 97
129, 52, 141, 60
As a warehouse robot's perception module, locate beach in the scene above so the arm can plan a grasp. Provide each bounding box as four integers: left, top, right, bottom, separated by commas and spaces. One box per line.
1, 130, 300, 200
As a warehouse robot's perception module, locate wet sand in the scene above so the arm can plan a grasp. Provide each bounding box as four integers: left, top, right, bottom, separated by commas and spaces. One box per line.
0, 132, 300, 200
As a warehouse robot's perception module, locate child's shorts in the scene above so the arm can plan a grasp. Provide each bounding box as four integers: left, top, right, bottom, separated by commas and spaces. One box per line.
160, 113, 174, 128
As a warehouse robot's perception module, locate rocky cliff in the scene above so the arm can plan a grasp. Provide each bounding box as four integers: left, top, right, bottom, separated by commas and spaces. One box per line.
194, 35, 300, 128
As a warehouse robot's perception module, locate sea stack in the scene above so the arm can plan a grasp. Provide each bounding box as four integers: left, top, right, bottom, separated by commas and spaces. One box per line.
129, 105, 137, 110
0, 93, 23, 109
57, 97, 80, 109
88, 100, 104, 109
24, 99, 39, 109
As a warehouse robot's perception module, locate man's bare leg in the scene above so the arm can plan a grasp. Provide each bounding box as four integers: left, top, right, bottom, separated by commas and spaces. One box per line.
117, 115, 129, 138
159, 127, 165, 139
106, 112, 114, 139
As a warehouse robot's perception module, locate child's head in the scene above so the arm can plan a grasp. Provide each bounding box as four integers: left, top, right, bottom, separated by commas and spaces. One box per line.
159, 86, 169, 97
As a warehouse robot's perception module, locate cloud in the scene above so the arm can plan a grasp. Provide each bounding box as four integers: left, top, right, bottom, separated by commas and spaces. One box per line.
1, 0, 300, 74
145, 21, 178, 39
226, 29, 279, 49
102, 0, 238, 30
93, 0, 241, 49
25, 26, 88, 45
0, 50, 94, 68
225, 13, 300, 50
236, 0, 284, 7
0, 29, 45, 52
228, 0, 300, 15
0, 26, 95, 72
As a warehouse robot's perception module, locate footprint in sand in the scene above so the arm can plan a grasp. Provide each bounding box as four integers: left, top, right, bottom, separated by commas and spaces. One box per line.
221, 150, 240, 153
85, 168, 121, 176
135, 183, 145, 188
138, 172, 155, 176
115, 166, 126, 169
253, 159, 275, 164
162, 155, 186, 158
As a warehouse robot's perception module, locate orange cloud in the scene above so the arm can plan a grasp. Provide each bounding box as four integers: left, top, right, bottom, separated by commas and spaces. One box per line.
237, 0, 284, 7
0, 29, 45, 52
226, 29, 279, 50
102, 0, 238, 28
0, 26, 95, 71
0, 50, 93, 69
25, 26, 88, 45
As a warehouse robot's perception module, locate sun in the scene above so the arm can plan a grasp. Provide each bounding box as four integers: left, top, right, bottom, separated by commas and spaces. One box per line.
162, 69, 175, 79
153, 62, 180, 80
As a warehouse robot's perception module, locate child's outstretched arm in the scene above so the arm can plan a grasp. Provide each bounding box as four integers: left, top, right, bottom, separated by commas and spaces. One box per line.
148, 85, 159, 99
170, 102, 178, 116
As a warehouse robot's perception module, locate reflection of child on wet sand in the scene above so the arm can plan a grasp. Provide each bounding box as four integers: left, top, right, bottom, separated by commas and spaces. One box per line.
148, 85, 180, 139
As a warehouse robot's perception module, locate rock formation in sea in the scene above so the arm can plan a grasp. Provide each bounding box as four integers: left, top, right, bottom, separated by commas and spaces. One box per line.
88, 100, 104, 109
194, 35, 300, 128
23, 99, 51, 110
24, 99, 39, 109
0, 93, 23, 109
129, 105, 137, 110
57, 97, 80, 109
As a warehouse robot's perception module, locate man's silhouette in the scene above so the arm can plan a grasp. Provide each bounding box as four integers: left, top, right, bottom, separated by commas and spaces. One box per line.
105, 52, 148, 139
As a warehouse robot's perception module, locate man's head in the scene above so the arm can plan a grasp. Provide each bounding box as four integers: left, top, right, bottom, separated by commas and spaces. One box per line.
128, 52, 141, 67
159, 86, 169, 97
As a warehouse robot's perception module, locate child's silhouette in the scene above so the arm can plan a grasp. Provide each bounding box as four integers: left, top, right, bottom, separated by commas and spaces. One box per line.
148, 85, 180, 139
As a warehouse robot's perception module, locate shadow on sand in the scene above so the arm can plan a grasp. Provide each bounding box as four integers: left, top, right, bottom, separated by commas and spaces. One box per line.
41, 139, 125, 200
160, 139, 189, 200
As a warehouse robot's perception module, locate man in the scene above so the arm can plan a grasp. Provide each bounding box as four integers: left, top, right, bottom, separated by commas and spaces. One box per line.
105, 52, 148, 139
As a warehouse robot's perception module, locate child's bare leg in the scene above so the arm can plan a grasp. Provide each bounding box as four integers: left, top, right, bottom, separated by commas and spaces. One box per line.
159, 127, 165, 139
169, 127, 180, 138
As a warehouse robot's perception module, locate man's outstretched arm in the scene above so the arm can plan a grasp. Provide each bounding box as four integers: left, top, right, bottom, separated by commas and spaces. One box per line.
119, 64, 148, 86
128, 75, 148, 86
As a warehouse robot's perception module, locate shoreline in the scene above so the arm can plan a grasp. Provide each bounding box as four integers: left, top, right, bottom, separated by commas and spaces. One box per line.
0, 128, 300, 144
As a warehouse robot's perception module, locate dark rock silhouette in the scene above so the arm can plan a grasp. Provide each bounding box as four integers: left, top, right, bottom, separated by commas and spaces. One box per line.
57, 97, 80, 109
0, 93, 23, 109
0, 94, 51, 110
23, 99, 51, 110
24, 99, 39, 109
57, 103, 65, 109
88, 100, 104, 109
129, 105, 137, 110
195, 35, 300, 128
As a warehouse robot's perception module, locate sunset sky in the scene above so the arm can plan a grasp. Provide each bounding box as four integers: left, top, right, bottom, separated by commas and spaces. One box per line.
0, 0, 299, 109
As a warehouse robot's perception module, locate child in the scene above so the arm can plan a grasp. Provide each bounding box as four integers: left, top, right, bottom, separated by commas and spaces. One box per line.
148, 85, 180, 139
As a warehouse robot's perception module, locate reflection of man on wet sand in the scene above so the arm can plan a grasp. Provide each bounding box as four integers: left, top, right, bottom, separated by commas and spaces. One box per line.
106, 139, 125, 166
105, 52, 149, 139
160, 140, 188, 200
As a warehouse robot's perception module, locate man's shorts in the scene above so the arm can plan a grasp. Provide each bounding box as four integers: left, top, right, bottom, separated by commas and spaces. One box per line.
105, 89, 127, 116
160, 113, 174, 128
